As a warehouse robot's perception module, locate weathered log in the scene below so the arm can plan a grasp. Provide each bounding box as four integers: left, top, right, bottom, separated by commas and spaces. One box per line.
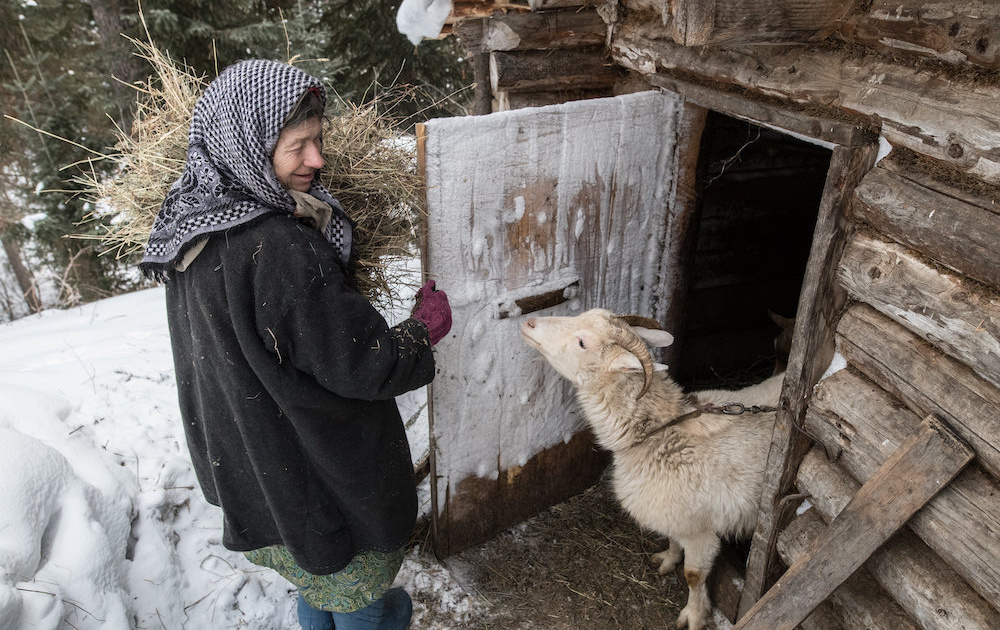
838, 233, 1000, 389
836, 0, 1000, 70
798, 445, 1000, 630
610, 27, 1000, 183
852, 166, 1000, 288
734, 416, 972, 630
469, 51, 494, 115
778, 509, 918, 630
650, 74, 875, 148
494, 86, 612, 110
805, 365, 1000, 610
528, 0, 601, 8
656, 100, 708, 370
835, 303, 1000, 480
454, 10, 606, 52
738, 143, 878, 616
879, 149, 1000, 210
448, 1, 531, 23
489, 49, 619, 93
621, 0, 854, 45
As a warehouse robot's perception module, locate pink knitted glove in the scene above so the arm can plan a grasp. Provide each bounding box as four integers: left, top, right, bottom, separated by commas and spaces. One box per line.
411, 280, 452, 345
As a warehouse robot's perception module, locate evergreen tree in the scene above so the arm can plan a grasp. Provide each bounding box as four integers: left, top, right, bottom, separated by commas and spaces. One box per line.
2, 0, 133, 304
312, 0, 470, 125
1, 0, 467, 312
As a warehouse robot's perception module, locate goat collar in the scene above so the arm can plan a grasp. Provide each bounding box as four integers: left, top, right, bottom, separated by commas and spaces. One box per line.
639, 395, 778, 441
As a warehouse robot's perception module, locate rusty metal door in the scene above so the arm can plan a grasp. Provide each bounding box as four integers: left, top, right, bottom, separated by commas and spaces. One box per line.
419, 90, 696, 556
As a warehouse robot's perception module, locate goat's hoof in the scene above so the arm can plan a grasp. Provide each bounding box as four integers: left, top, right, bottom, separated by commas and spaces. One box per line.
651, 551, 679, 575
676, 605, 705, 630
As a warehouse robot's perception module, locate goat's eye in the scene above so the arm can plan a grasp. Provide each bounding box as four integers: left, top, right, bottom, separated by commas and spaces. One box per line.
578, 339, 586, 349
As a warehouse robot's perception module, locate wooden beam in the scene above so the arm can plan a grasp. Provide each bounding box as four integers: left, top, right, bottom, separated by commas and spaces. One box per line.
778, 510, 919, 630
611, 27, 1000, 183
838, 233, 1000, 389
797, 446, 1000, 630
469, 51, 494, 115
490, 49, 619, 93
650, 74, 875, 147
657, 101, 708, 369
738, 142, 878, 616
852, 166, 1000, 288
805, 360, 1000, 610
622, 0, 855, 45
835, 303, 1000, 479
493, 86, 612, 111
453, 10, 606, 52
734, 416, 973, 630
836, 0, 1000, 70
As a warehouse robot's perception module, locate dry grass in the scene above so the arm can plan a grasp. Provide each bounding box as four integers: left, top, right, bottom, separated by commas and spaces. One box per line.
76, 37, 424, 308
428, 475, 688, 629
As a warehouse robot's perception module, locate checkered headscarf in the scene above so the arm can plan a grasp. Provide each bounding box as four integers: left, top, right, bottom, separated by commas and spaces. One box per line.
141, 59, 352, 279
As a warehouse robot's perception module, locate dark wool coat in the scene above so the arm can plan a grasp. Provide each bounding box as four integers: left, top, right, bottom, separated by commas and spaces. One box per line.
165, 213, 435, 575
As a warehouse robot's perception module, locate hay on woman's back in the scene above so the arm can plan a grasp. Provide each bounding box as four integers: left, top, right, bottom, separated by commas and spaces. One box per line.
81, 39, 422, 308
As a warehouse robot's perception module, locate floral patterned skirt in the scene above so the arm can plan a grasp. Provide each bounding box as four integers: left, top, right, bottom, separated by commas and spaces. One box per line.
244, 545, 405, 613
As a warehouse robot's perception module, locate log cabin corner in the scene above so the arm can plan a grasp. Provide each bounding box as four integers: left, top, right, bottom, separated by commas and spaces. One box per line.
416, 1, 1000, 628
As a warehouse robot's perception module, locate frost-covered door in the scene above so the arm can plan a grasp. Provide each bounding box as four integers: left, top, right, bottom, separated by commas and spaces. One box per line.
420, 90, 690, 556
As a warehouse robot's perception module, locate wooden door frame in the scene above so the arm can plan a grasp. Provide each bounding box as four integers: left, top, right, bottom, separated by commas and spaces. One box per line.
645, 75, 881, 620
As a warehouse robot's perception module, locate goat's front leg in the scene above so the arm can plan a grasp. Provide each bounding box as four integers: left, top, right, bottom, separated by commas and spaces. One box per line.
674, 532, 720, 630
650, 538, 683, 575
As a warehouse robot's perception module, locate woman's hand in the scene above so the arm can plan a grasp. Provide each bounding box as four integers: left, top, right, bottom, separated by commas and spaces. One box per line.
411, 280, 452, 345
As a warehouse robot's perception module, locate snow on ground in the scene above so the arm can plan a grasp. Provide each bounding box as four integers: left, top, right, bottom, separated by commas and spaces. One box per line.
0, 286, 482, 629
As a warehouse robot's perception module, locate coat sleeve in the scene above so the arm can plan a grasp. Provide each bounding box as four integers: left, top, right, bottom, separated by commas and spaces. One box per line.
248, 218, 436, 401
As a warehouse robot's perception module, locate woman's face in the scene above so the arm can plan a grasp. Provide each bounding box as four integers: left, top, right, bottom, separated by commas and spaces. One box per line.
272, 117, 324, 192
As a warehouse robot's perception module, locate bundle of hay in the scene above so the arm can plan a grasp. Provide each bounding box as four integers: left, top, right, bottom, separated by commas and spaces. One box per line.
81, 38, 424, 309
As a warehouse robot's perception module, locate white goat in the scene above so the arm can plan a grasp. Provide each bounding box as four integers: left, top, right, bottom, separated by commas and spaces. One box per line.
521, 308, 782, 630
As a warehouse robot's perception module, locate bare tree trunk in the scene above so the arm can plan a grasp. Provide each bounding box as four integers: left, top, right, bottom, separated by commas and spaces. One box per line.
0, 231, 41, 314
89, 0, 143, 133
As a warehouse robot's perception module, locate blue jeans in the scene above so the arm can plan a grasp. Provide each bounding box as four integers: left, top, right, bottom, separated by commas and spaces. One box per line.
297, 588, 412, 630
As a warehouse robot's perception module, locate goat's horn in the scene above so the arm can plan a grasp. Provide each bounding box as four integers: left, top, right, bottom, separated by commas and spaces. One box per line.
611, 324, 655, 400
618, 314, 663, 330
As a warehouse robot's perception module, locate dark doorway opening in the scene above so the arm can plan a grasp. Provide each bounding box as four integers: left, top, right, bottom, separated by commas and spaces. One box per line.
675, 111, 832, 390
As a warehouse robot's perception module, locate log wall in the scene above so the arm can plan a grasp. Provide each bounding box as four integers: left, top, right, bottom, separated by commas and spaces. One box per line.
437, 1, 1000, 628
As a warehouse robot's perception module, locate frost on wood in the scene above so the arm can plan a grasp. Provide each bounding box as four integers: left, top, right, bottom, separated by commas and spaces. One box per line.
422, 91, 685, 513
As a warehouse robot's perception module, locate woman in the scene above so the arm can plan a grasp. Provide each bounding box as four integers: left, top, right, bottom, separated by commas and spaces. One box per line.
141, 59, 451, 630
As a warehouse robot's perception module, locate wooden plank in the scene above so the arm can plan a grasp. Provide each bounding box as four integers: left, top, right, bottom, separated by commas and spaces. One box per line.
610, 26, 1000, 183
622, 0, 855, 45
650, 75, 875, 147
853, 166, 1000, 288
836, 0, 1000, 70
805, 364, 1000, 609
453, 10, 606, 52
836, 303, 1000, 478
738, 142, 878, 616
838, 234, 1000, 389
490, 49, 619, 93
797, 445, 1000, 630
734, 416, 973, 630
778, 510, 919, 630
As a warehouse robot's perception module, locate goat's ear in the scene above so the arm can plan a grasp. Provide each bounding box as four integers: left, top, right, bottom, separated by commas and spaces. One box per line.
632, 327, 674, 348
607, 348, 645, 373
653, 362, 669, 372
